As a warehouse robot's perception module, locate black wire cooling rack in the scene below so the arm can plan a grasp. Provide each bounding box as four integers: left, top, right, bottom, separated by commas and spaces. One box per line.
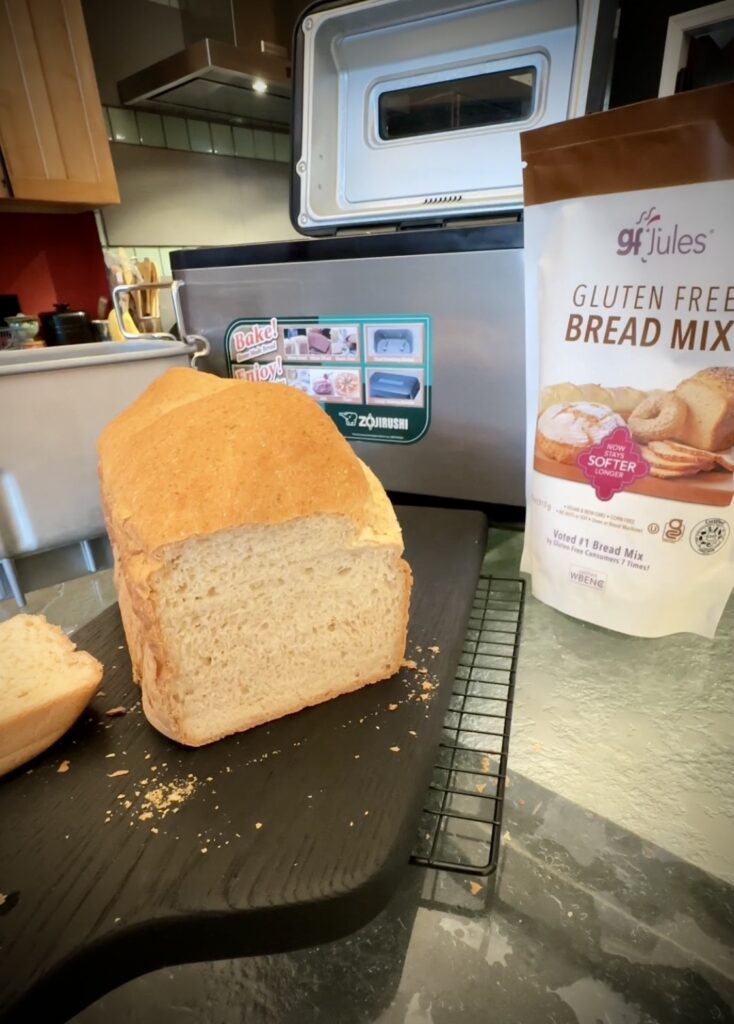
411, 575, 525, 876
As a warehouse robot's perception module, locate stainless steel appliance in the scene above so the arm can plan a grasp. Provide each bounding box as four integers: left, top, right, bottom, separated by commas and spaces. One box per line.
0, 338, 203, 605
171, 0, 616, 507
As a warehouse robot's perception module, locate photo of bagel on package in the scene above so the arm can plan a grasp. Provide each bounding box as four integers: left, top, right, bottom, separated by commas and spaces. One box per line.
536, 367, 734, 483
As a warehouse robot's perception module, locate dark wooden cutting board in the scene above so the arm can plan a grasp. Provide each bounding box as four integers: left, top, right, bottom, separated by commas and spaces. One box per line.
0, 506, 487, 1024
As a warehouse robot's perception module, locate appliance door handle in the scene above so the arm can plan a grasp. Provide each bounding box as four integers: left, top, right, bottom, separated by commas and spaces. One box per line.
112, 280, 210, 369
171, 279, 210, 368
112, 283, 176, 341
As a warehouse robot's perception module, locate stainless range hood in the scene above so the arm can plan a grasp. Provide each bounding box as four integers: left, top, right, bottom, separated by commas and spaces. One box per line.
118, 1, 297, 129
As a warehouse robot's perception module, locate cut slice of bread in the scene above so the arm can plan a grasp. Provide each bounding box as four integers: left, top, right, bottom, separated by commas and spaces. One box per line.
640, 446, 708, 478
646, 440, 715, 469
647, 466, 705, 479
0, 615, 103, 777
98, 370, 412, 747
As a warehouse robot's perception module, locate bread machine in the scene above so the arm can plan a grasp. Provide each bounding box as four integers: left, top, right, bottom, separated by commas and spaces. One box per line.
171, 0, 617, 508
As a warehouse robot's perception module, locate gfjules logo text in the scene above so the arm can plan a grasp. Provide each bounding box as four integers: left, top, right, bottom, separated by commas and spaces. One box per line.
616, 207, 711, 262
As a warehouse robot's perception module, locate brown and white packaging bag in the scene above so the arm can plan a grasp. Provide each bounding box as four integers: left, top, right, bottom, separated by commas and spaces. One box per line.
520, 84, 734, 637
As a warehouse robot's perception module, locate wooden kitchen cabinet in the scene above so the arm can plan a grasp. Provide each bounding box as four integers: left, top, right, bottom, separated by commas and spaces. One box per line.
0, 0, 119, 207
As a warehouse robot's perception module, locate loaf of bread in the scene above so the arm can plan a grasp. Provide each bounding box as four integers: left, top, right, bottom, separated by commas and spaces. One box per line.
538, 382, 646, 418
676, 367, 734, 450
536, 402, 625, 463
97, 369, 412, 747
0, 614, 102, 776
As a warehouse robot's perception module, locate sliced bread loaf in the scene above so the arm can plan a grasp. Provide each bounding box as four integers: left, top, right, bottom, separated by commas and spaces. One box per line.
0, 614, 103, 776
97, 370, 412, 747
676, 367, 734, 451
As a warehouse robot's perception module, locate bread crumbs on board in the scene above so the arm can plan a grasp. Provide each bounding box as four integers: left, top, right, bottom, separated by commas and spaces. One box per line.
389, 746, 400, 753
469, 881, 483, 896
101, 778, 199, 828
107, 770, 129, 778
57, 760, 70, 774
401, 659, 418, 670
105, 706, 127, 717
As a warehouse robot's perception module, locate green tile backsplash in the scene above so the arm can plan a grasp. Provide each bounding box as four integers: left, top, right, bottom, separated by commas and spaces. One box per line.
136, 111, 166, 148
163, 115, 189, 150
233, 126, 255, 158
273, 132, 290, 163
211, 123, 234, 157
187, 119, 214, 154
108, 107, 139, 145
253, 129, 275, 161
106, 107, 288, 165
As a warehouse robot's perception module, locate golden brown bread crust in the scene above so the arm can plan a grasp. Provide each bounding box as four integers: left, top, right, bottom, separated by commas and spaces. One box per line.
98, 370, 372, 553
676, 366, 734, 450
683, 366, 734, 398
97, 367, 227, 473
536, 430, 582, 465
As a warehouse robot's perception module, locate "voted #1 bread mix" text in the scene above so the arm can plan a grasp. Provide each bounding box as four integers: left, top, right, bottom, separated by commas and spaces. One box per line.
521, 84, 734, 638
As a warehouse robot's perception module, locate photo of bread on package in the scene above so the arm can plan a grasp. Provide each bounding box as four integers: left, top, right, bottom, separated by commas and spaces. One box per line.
535, 368, 734, 499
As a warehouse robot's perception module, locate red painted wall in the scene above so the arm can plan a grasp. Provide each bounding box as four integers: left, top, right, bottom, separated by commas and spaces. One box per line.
0, 211, 109, 320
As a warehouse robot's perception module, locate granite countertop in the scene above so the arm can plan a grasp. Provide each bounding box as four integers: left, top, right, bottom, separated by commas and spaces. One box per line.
2, 530, 733, 1024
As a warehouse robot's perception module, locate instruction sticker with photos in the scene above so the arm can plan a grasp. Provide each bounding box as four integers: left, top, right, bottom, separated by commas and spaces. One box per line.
224, 315, 431, 444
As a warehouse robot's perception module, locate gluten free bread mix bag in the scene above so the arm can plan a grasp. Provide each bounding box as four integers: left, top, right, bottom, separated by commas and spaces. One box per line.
521, 84, 734, 638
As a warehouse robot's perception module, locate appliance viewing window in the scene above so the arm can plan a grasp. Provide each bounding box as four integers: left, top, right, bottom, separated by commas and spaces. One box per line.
378, 67, 536, 140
